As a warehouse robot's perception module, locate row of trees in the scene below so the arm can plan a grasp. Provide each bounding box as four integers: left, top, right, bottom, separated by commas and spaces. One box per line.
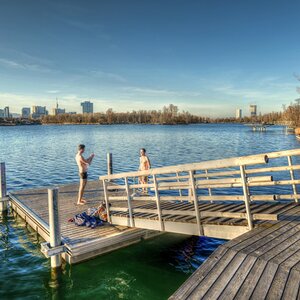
42, 104, 208, 125
40, 102, 300, 127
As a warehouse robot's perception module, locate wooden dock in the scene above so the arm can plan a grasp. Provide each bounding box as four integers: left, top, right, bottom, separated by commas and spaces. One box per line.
98, 148, 300, 299
169, 207, 300, 299
8, 180, 159, 264
3, 148, 300, 298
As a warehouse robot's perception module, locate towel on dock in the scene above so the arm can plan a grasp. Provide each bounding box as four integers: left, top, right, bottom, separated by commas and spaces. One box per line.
69, 208, 105, 229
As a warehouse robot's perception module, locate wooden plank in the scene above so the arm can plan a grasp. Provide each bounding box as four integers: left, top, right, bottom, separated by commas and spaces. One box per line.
281, 269, 300, 300
201, 252, 248, 299
169, 246, 229, 300
233, 259, 268, 299
218, 255, 258, 299
187, 249, 240, 299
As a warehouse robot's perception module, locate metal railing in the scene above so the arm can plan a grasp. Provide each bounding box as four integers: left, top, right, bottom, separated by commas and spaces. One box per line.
100, 149, 300, 233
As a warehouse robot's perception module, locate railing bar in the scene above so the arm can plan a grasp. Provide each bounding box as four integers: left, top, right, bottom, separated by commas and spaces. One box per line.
189, 170, 203, 236
124, 177, 134, 226
205, 169, 212, 198
176, 172, 183, 198
153, 174, 164, 231
287, 156, 298, 203
240, 165, 253, 230
102, 180, 111, 223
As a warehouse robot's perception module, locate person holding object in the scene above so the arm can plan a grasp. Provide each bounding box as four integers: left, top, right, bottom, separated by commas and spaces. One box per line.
75, 144, 94, 205
139, 148, 151, 193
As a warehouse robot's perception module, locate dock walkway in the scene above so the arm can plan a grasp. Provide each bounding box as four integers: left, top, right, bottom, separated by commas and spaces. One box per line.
170, 208, 300, 299
9, 180, 158, 264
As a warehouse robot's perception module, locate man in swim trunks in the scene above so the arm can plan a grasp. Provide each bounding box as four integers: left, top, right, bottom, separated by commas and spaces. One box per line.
139, 148, 151, 193
75, 144, 94, 205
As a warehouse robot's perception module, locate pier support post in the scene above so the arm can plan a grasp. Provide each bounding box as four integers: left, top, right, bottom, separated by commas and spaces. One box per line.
0, 162, 8, 212
48, 188, 62, 268
107, 153, 113, 176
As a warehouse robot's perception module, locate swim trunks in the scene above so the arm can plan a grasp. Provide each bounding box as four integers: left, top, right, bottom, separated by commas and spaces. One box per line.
79, 172, 88, 179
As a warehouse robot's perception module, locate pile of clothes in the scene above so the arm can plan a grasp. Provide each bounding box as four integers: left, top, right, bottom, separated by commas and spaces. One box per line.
69, 202, 108, 229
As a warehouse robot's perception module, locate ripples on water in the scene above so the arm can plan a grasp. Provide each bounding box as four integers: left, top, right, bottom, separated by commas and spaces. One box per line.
0, 124, 299, 299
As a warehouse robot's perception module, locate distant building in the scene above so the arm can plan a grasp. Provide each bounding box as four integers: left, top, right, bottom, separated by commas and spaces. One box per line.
81, 101, 93, 114
11, 113, 21, 118
32, 106, 48, 119
67, 112, 77, 115
0, 109, 4, 118
52, 108, 66, 115
52, 100, 66, 115
236, 108, 242, 119
250, 105, 257, 117
4, 106, 10, 118
22, 107, 31, 118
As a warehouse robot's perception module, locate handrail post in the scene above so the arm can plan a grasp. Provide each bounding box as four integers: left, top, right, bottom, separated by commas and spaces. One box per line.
189, 171, 203, 236
240, 165, 253, 230
102, 180, 111, 223
0, 162, 8, 212
287, 155, 298, 203
153, 174, 164, 231
176, 172, 183, 198
107, 153, 113, 181
125, 177, 134, 227
205, 169, 212, 202
48, 188, 62, 268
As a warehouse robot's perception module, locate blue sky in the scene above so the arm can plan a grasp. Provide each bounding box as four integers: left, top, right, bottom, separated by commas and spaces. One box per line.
0, 0, 300, 117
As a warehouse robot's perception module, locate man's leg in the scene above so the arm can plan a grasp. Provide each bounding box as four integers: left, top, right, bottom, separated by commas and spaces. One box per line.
77, 179, 87, 204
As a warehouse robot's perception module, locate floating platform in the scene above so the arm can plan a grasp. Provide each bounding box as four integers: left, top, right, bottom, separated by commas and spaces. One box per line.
9, 181, 160, 264
170, 206, 300, 299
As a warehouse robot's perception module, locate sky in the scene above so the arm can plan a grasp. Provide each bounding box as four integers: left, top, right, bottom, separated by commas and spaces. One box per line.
0, 0, 300, 117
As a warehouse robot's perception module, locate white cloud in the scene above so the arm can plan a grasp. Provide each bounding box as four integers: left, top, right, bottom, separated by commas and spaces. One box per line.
0, 57, 54, 73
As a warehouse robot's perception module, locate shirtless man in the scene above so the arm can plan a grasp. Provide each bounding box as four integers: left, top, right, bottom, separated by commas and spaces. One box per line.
139, 148, 151, 193
75, 144, 94, 205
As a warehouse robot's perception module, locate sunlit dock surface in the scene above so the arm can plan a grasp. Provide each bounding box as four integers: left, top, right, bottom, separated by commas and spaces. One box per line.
170, 209, 300, 299
9, 181, 159, 264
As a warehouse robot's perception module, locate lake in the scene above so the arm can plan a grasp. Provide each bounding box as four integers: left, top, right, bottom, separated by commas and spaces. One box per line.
0, 124, 299, 299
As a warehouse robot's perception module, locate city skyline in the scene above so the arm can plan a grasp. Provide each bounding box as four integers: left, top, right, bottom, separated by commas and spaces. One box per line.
1, 100, 263, 119
1, 0, 300, 117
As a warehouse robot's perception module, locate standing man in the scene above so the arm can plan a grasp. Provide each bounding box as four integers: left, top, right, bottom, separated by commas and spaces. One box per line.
139, 148, 151, 193
75, 144, 94, 205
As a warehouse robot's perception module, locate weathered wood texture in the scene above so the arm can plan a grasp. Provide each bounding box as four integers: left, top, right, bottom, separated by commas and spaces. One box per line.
9, 181, 160, 264
169, 204, 300, 300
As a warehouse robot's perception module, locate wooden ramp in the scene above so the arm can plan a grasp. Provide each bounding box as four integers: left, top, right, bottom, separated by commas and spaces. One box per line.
108, 201, 298, 240
100, 149, 300, 239
169, 207, 300, 300
9, 181, 159, 264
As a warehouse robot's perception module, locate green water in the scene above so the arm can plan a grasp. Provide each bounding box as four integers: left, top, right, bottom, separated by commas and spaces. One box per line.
1, 211, 224, 299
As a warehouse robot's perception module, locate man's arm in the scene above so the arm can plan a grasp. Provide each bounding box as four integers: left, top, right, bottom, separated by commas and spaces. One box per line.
79, 155, 89, 166
146, 156, 151, 169
86, 153, 95, 165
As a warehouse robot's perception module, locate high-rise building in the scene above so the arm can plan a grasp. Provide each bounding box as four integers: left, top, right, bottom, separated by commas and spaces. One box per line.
52, 100, 66, 115
0, 109, 4, 118
81, 101, 93, 114
250, 105, 257, 117
32, 106, 48, 118
22, 107, 31, 118
4, 106, 10, 118
236, 108, 242, 119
